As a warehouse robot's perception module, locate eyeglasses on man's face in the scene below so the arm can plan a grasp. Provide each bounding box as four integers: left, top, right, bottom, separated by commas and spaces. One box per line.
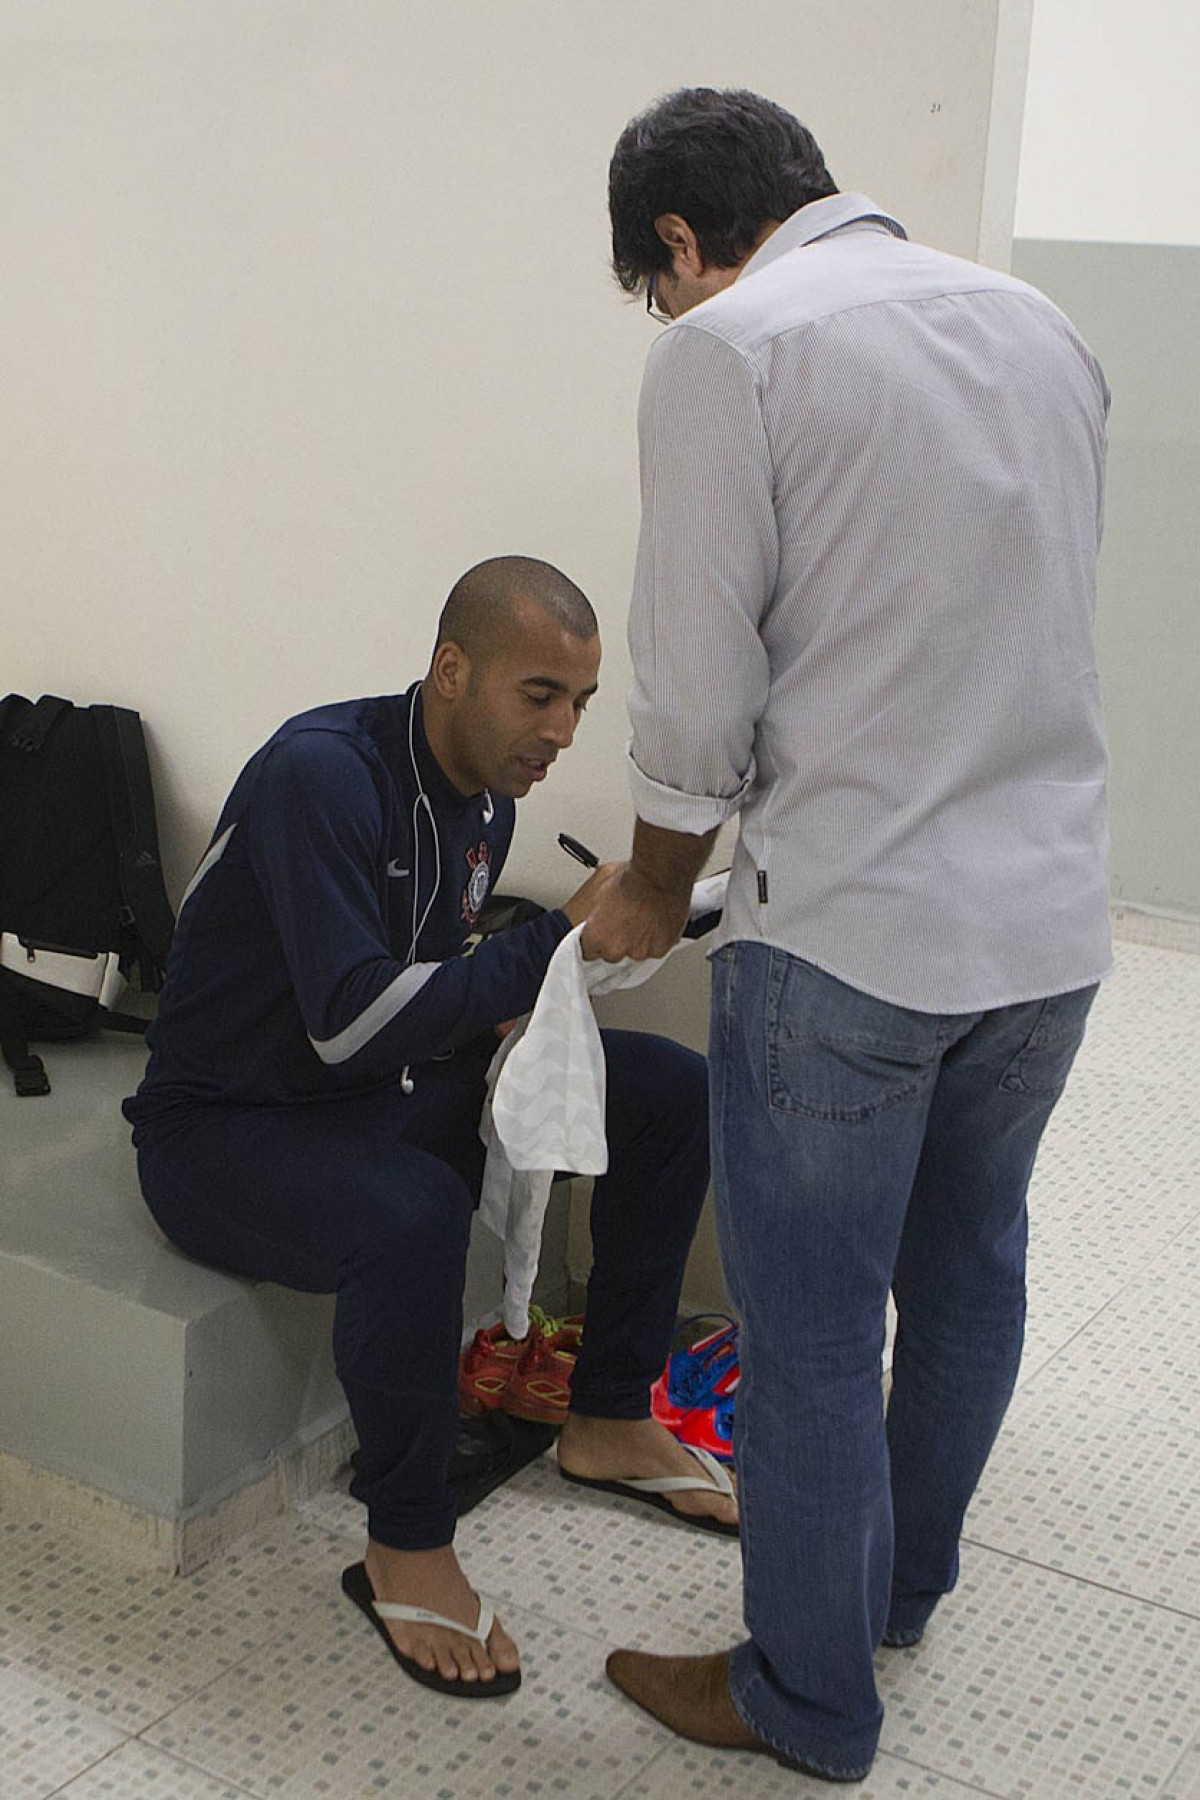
645, 273, 673, 325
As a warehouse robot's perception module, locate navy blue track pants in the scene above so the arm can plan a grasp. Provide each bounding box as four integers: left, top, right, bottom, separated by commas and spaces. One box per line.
135, 1029, 709, 1549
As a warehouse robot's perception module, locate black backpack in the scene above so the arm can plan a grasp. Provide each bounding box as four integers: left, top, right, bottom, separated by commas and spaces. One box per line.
0, 694, 176, 1096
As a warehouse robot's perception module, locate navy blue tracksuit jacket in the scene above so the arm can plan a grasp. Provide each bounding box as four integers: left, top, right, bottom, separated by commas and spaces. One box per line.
125, 684, 571, 1128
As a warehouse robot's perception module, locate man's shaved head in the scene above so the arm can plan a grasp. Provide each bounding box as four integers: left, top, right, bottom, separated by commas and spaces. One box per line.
435, 556, 598, 666
422, 556, 601, 801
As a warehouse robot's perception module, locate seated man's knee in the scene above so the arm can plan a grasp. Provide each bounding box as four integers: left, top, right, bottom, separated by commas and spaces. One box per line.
362, 1155, 474, 1273
603, 1028, 709, 1138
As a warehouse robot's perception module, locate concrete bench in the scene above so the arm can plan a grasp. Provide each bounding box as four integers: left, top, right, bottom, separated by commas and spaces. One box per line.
0, 1035, 558, 1572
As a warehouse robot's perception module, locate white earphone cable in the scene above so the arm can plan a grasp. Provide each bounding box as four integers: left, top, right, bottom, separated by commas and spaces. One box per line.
400, 694, 494, 1092
407, 700, 441, 968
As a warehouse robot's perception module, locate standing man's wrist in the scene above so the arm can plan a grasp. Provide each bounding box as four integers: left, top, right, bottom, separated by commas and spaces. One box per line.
576, 817, 719, 962
627, 817, 719, 904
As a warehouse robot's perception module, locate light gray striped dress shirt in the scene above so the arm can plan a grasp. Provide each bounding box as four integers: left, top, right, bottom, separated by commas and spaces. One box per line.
626, 193, 1112, 1013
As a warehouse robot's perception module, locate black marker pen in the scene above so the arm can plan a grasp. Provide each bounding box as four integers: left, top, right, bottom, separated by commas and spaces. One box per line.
558, 832, 600, 870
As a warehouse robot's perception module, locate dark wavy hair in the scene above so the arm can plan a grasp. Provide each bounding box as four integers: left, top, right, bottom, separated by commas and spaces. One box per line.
609, 87, 838, 295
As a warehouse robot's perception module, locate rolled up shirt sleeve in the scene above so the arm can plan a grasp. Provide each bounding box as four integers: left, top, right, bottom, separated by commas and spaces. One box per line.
626, 321, 777, 833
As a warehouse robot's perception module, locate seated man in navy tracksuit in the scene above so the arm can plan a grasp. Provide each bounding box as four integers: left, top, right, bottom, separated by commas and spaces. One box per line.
124, 555, 734, 1699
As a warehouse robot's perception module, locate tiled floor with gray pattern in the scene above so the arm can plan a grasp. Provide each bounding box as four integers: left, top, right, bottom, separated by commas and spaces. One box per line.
2, 941, 1198, 1797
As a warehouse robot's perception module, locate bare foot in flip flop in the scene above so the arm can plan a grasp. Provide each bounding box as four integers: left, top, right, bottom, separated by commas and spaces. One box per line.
556, 1416, 739, 1537
349, 1541, 521, 1696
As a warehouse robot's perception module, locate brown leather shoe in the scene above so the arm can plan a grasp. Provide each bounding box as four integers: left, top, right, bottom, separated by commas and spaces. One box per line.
604, 1647, 867, 1782
607, 1649, 762, 1752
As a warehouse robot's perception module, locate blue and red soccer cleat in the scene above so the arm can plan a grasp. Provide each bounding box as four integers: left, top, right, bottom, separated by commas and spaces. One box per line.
650, 1315, 739, 1464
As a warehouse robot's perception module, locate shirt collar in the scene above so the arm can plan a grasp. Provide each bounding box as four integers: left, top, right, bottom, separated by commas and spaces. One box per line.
740, 192, 907, 280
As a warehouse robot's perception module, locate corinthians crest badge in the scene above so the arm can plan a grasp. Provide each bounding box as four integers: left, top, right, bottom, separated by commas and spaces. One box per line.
461, 840, 492, 926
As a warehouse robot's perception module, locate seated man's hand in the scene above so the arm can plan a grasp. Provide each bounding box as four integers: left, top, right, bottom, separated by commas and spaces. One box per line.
579, 866, 691, 963
562, 860, 627, 929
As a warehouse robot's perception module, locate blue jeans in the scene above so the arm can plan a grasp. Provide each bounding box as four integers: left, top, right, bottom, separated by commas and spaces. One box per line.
710, 942, 1096, 1778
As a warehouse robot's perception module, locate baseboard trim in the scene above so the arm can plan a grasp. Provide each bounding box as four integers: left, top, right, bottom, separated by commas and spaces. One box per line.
0, 1413, 356, 1575
1111, 904, 1200, 955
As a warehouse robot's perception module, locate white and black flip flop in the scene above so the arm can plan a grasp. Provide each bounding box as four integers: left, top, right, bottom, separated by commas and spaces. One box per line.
341, 1561, 521, 1699
558, 1443, 739, 1539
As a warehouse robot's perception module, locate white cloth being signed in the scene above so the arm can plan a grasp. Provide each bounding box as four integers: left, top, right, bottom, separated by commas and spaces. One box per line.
478, 873, 727, 1338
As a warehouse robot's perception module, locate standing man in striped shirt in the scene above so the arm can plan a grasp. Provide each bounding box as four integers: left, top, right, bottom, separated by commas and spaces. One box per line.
586, 88, 1111, 1781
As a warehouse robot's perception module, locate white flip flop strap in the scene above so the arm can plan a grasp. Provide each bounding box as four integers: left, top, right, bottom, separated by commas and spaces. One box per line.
621, 1444, 734, 1498
371, 1595, 495, 1645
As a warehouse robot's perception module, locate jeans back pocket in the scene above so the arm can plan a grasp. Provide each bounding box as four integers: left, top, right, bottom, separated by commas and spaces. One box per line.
765, 952, 946, 1124
998, 985, 1098, 1101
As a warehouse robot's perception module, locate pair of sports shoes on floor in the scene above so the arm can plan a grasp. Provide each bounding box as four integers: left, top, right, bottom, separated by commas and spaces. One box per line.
341, 1313, 743, 1699
458, 1305, 584, 1426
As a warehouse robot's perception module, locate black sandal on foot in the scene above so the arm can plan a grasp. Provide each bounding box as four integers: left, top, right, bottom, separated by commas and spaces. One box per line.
558, 1443, 739, 1539
341, 1561, 521, 1699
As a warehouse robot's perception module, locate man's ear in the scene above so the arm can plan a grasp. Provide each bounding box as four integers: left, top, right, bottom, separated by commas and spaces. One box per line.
430, 639, 471, 702
653, 212, 705, 273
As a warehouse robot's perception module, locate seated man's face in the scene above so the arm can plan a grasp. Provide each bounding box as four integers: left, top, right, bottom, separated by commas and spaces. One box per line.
446, 596, 601, 800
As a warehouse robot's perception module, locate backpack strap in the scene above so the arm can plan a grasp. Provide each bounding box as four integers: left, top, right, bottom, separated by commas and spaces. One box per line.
90, 705, 176, 985
2, 696, 57, 1091
0, 976, 50, 1096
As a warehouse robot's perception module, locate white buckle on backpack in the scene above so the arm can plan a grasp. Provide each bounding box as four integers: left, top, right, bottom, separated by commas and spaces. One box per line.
0, 933, 126, 1010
